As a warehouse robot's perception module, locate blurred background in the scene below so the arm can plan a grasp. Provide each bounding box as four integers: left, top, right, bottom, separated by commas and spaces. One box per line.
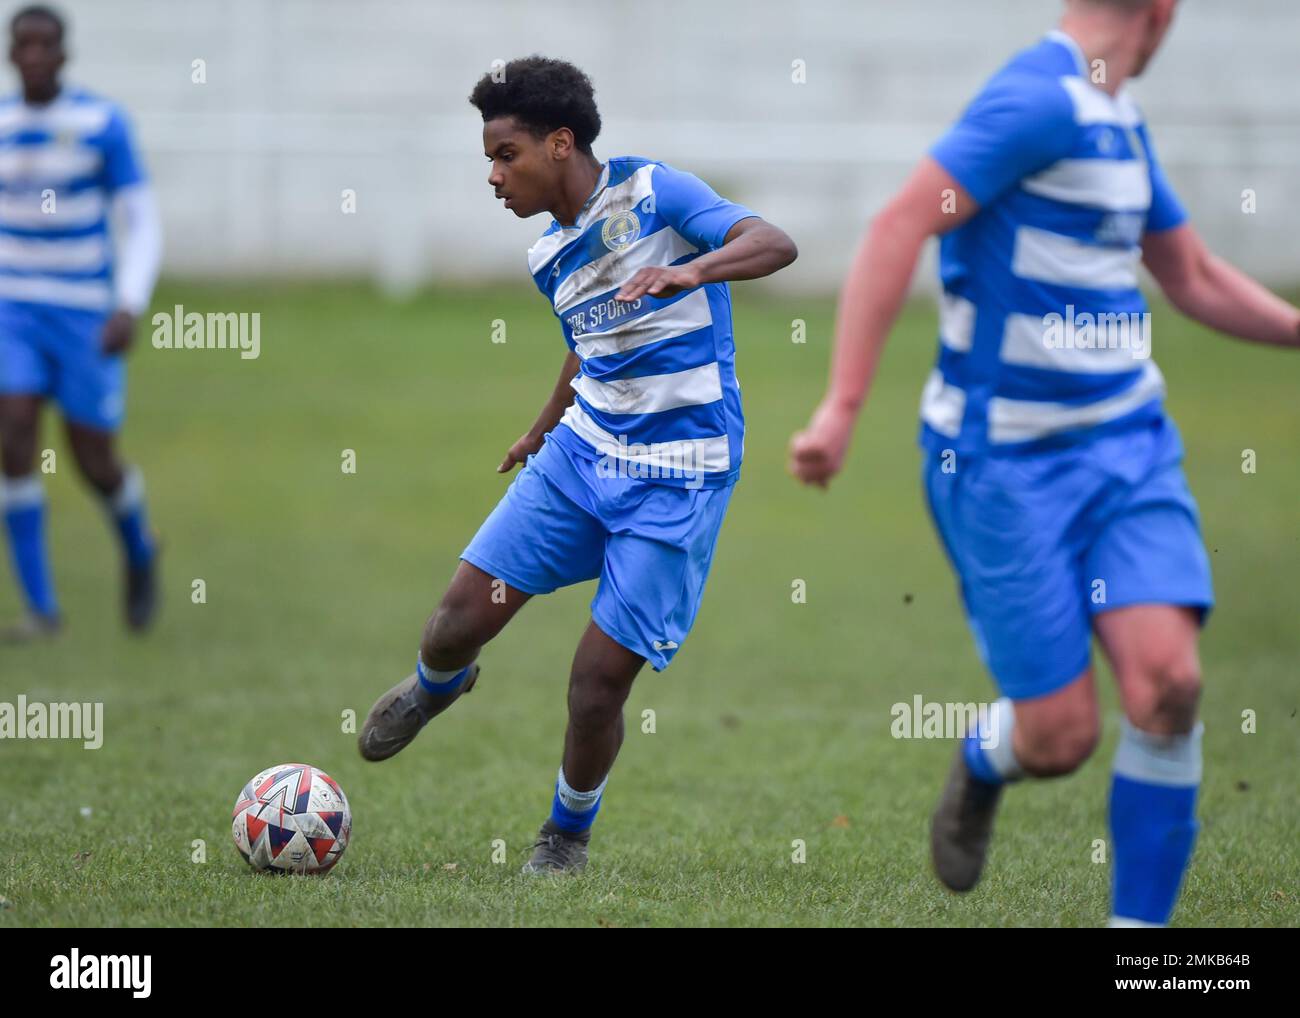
40, 0, 1300, 294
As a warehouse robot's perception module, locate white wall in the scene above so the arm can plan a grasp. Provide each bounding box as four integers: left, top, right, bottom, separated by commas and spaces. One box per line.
36, 0, 1300, 292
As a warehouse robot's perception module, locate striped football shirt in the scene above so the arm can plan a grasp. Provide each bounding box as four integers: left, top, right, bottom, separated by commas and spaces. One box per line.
528, 156, 757, 488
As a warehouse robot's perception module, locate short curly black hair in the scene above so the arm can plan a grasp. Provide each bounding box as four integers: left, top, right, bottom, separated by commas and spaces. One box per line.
10, 4, 65, 40
469, 56, 601, 155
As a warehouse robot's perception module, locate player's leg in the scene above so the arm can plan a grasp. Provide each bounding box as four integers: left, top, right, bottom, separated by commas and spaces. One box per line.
358, 560, 533, 761
1094, 605, 1203, 928
53, 308, 159, 629
523, 620, 645, 874
923, 446, 1103, 891
358, 436, 604, 762
64, 420, 159, 629
0, 391, 61, 637
523, 475, 735, 874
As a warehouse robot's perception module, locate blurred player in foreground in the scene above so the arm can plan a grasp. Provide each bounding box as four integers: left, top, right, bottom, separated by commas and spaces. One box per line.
0, 5, 162, 640
791, 0, 1299, 925
359, 57, 797, 873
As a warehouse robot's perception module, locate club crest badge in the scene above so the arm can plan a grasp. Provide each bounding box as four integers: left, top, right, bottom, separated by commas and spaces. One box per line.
601, 210, 640, 252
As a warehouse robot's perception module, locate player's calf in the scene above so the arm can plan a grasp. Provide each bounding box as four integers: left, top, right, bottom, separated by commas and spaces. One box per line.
359, 563, 530, 762
932, 675, 1099, 892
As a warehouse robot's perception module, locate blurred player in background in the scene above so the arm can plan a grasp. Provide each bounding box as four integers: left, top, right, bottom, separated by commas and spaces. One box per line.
359, 56, 797, 873
0, 4, 162, 640
791, 0, 1300, 926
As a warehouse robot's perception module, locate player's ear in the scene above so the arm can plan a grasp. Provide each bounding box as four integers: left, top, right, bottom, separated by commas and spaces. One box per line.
550, 127, 575, 161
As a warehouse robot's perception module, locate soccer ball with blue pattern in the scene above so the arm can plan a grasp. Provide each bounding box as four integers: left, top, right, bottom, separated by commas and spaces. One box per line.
232, 763, 351, 874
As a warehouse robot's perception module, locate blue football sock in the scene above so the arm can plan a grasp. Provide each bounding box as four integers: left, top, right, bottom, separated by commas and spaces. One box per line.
2, 475, 58, 618
105, 467, 155, 567
549, 767, 607, 833
1109, 719, 1202, 927
415, 657, 473, 694
962, 697, 1025, 785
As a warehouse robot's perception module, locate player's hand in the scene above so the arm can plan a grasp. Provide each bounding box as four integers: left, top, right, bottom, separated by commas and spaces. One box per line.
615, 264, 701, 303
101, 310, 137, 355
497, 431, 544, 473
788, 402, 856, 489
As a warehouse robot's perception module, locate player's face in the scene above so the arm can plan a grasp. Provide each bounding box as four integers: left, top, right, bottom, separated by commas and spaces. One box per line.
9, 15, 64, 98
482, 118, 560, 219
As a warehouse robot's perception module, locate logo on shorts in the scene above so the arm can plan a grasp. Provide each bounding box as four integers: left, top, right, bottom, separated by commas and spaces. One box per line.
601, 210, 640, 252
652, 639, 679, 652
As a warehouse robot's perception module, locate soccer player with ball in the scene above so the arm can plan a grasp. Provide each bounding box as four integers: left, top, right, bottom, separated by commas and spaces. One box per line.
791, 0, 1300, 926
358, 57, 797, 873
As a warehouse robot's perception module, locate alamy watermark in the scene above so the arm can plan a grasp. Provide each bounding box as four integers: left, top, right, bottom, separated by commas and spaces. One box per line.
0, 696, 102, 749
151, 304, 261, 360
891, 695, 1001, 748
1042, 304, 1151, 360
595, 434, 707, 490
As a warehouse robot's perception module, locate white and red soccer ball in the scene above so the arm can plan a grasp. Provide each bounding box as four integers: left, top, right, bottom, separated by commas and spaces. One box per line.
232, 763, 351, 874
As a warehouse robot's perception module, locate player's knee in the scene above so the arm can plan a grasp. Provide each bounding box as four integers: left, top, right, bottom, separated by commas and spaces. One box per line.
567, 668, 629, 734
1017, 711, 1100, 777
1126, 653, 1202, 729
0, 419, 37, 473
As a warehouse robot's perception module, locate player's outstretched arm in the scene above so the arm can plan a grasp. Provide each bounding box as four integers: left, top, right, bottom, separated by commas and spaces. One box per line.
498, 350, 582, 472
615, 217, 797, 303
1143, 224, 1300, 349
789, 158, 978, 488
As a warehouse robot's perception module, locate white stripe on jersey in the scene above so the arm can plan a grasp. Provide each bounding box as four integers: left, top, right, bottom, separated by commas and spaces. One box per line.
0, 273, 111, 310
1059, 77, 1142, 127
0, 233, 108, 272
987, 362, 1165, 444
526, 164, 657, 276
573, 361, 722, 416
919, 369, 966, 438
1022, 158, 1152, 211
1012, 225, 1140, 290
939, 292, 975, 352
1000, 312, 1149, 374
0, 99, 113, 137
574, 288, 713, 360
0, 144, 102, 185
554, 224, 698, 315
0, 189, 105, 229
560, 401, 732, 474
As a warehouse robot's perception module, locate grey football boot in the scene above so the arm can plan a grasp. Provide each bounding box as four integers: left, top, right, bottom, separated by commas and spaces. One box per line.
358, 663, 479, 762
930, 744, 1003, 892
521, 819, 591, 875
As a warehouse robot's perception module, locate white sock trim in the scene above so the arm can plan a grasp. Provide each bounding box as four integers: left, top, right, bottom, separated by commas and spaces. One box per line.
1113, 718, 1203, 787
557, 766, 607, 812
0, 474, 44, 510
982, 697, 1026, 781
1107, 915, 1166, 928
108, 466, 144, 516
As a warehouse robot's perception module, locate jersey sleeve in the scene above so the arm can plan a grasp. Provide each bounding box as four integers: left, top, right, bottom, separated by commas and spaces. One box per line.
1138, 124, 1187, 234
100, 107, 147, 193
650, 163, 758, 251
929, 70, 1077, 207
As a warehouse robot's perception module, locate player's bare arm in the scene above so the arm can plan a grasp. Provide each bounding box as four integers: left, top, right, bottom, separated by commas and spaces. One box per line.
614, 216, 797, 302
1143, 224, 1300, 348
788, 157, 978, 488
497, 349, 581, 472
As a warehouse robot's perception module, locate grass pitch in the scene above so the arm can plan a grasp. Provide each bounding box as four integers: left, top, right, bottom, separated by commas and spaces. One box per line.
2, 280, 1297, 927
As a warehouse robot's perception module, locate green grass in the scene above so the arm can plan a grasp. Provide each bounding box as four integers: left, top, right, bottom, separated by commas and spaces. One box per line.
2, 280, 1298, 927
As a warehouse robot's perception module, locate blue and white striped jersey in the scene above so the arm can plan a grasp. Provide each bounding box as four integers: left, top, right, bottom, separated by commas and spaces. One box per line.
0, 87, 145, 315
922, 30, 1185, 454
528, 156, 757, 488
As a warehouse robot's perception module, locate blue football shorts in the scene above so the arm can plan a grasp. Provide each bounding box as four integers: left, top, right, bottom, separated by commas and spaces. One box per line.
0, 301, 122, 431
923, 415, 1214, 701
462, 431, 734, 670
